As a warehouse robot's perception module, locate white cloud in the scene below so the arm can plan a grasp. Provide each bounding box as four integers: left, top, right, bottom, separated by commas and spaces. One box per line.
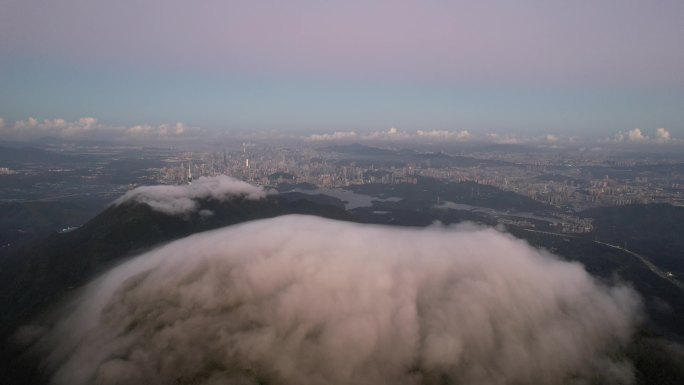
655, 128, 672, 143
0, 117, 203, 141
363, 127, 412, 141
32, 216, 640, 385
628, 128, 647, 142
9, 117, 102, 138
125, 122, 201, 139
486, 133, 574, 146
416, 129, 471, 141
113, 175, 270, 215
305, 131, 358, 142
305, 128, 472, 143
486, 133, 523, 144
612, 128, 648, 143
608, 128, 676, 145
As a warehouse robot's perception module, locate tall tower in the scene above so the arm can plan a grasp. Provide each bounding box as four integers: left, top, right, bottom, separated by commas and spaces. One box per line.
187, 162, 193, 185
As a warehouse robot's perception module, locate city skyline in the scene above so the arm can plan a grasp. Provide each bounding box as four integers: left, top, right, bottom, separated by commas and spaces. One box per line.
3, 3, 684, 383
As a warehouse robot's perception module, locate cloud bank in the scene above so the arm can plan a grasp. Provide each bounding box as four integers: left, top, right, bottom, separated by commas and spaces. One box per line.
113, 176, 269, 215
609, 128, 675, 144
306, 131, 358, 142
416, 129, 471, 141
305, 128, 472, 142
0, 116, 203, 141
655, 128, 672, 144
33, 216, 641, 385
303, 128, 580, 146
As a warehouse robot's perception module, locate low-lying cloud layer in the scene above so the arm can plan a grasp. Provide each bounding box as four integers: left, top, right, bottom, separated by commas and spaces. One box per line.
304, 127, 682, 147
304, 128, 579, 146
3, 116, 677, 148
608, 128, 676, 144
113, 175, 269, 215
0, 116, 203, 141
34, 216, 640, 385
305, 127, 472, 143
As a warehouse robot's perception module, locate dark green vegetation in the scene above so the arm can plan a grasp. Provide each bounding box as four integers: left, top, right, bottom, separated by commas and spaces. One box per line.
0, 200, 108, 254
627, 332, 684, 385
349, 176, 551, 213
509, 228, 684, 341
347, 182, 684, 384
1, 176, 683, 384
0, 194, 351, 338
0, 193, 353, 385
583, 204, 684, 277
275, 182, 318, 191
278, 191, 346, 208
345, 180, 684, 341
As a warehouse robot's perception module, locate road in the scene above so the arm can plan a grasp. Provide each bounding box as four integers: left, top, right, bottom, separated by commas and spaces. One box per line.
520, 228, 684, 292
593, 239, 684, 291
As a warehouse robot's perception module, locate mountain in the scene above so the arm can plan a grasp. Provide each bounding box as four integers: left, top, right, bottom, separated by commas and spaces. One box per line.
0, 194, 352, 337
322, 143, 511, 167
582, 204, 684, 277
0, 192, 356, 384
0, 200, 108, 254
349, 177, 553, 213
321, 143, 395, 157
2, 186, 684, 385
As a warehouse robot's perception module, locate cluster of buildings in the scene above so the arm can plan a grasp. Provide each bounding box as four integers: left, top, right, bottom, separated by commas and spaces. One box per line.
156, 144, 684, 213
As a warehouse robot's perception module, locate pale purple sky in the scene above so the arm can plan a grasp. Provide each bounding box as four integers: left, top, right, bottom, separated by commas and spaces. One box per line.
1, 0, 682, 139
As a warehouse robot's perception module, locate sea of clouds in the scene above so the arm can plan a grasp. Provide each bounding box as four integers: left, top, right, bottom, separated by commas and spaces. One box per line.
30, 216, 641, 385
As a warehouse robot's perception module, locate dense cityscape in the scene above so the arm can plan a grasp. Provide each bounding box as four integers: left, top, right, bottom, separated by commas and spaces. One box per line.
157, 143, 684, 212
3, 140, 682, 238
3, 1, 684, 384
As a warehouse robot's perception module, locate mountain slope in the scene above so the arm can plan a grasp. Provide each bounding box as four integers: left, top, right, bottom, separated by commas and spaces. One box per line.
0, 195, 352, 339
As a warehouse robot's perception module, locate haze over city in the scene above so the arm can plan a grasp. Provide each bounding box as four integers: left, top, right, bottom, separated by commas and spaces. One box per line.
2, 2, 684, 385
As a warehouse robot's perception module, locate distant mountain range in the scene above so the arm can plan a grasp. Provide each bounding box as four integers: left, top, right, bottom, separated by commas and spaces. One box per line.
322, 143, 512, 167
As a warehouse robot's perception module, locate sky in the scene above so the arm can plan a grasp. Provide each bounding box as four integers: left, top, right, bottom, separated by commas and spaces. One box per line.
0, 0, 682, 142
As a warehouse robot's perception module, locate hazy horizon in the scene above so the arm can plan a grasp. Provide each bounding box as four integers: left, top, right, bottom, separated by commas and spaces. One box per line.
1, 1, 682, 139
